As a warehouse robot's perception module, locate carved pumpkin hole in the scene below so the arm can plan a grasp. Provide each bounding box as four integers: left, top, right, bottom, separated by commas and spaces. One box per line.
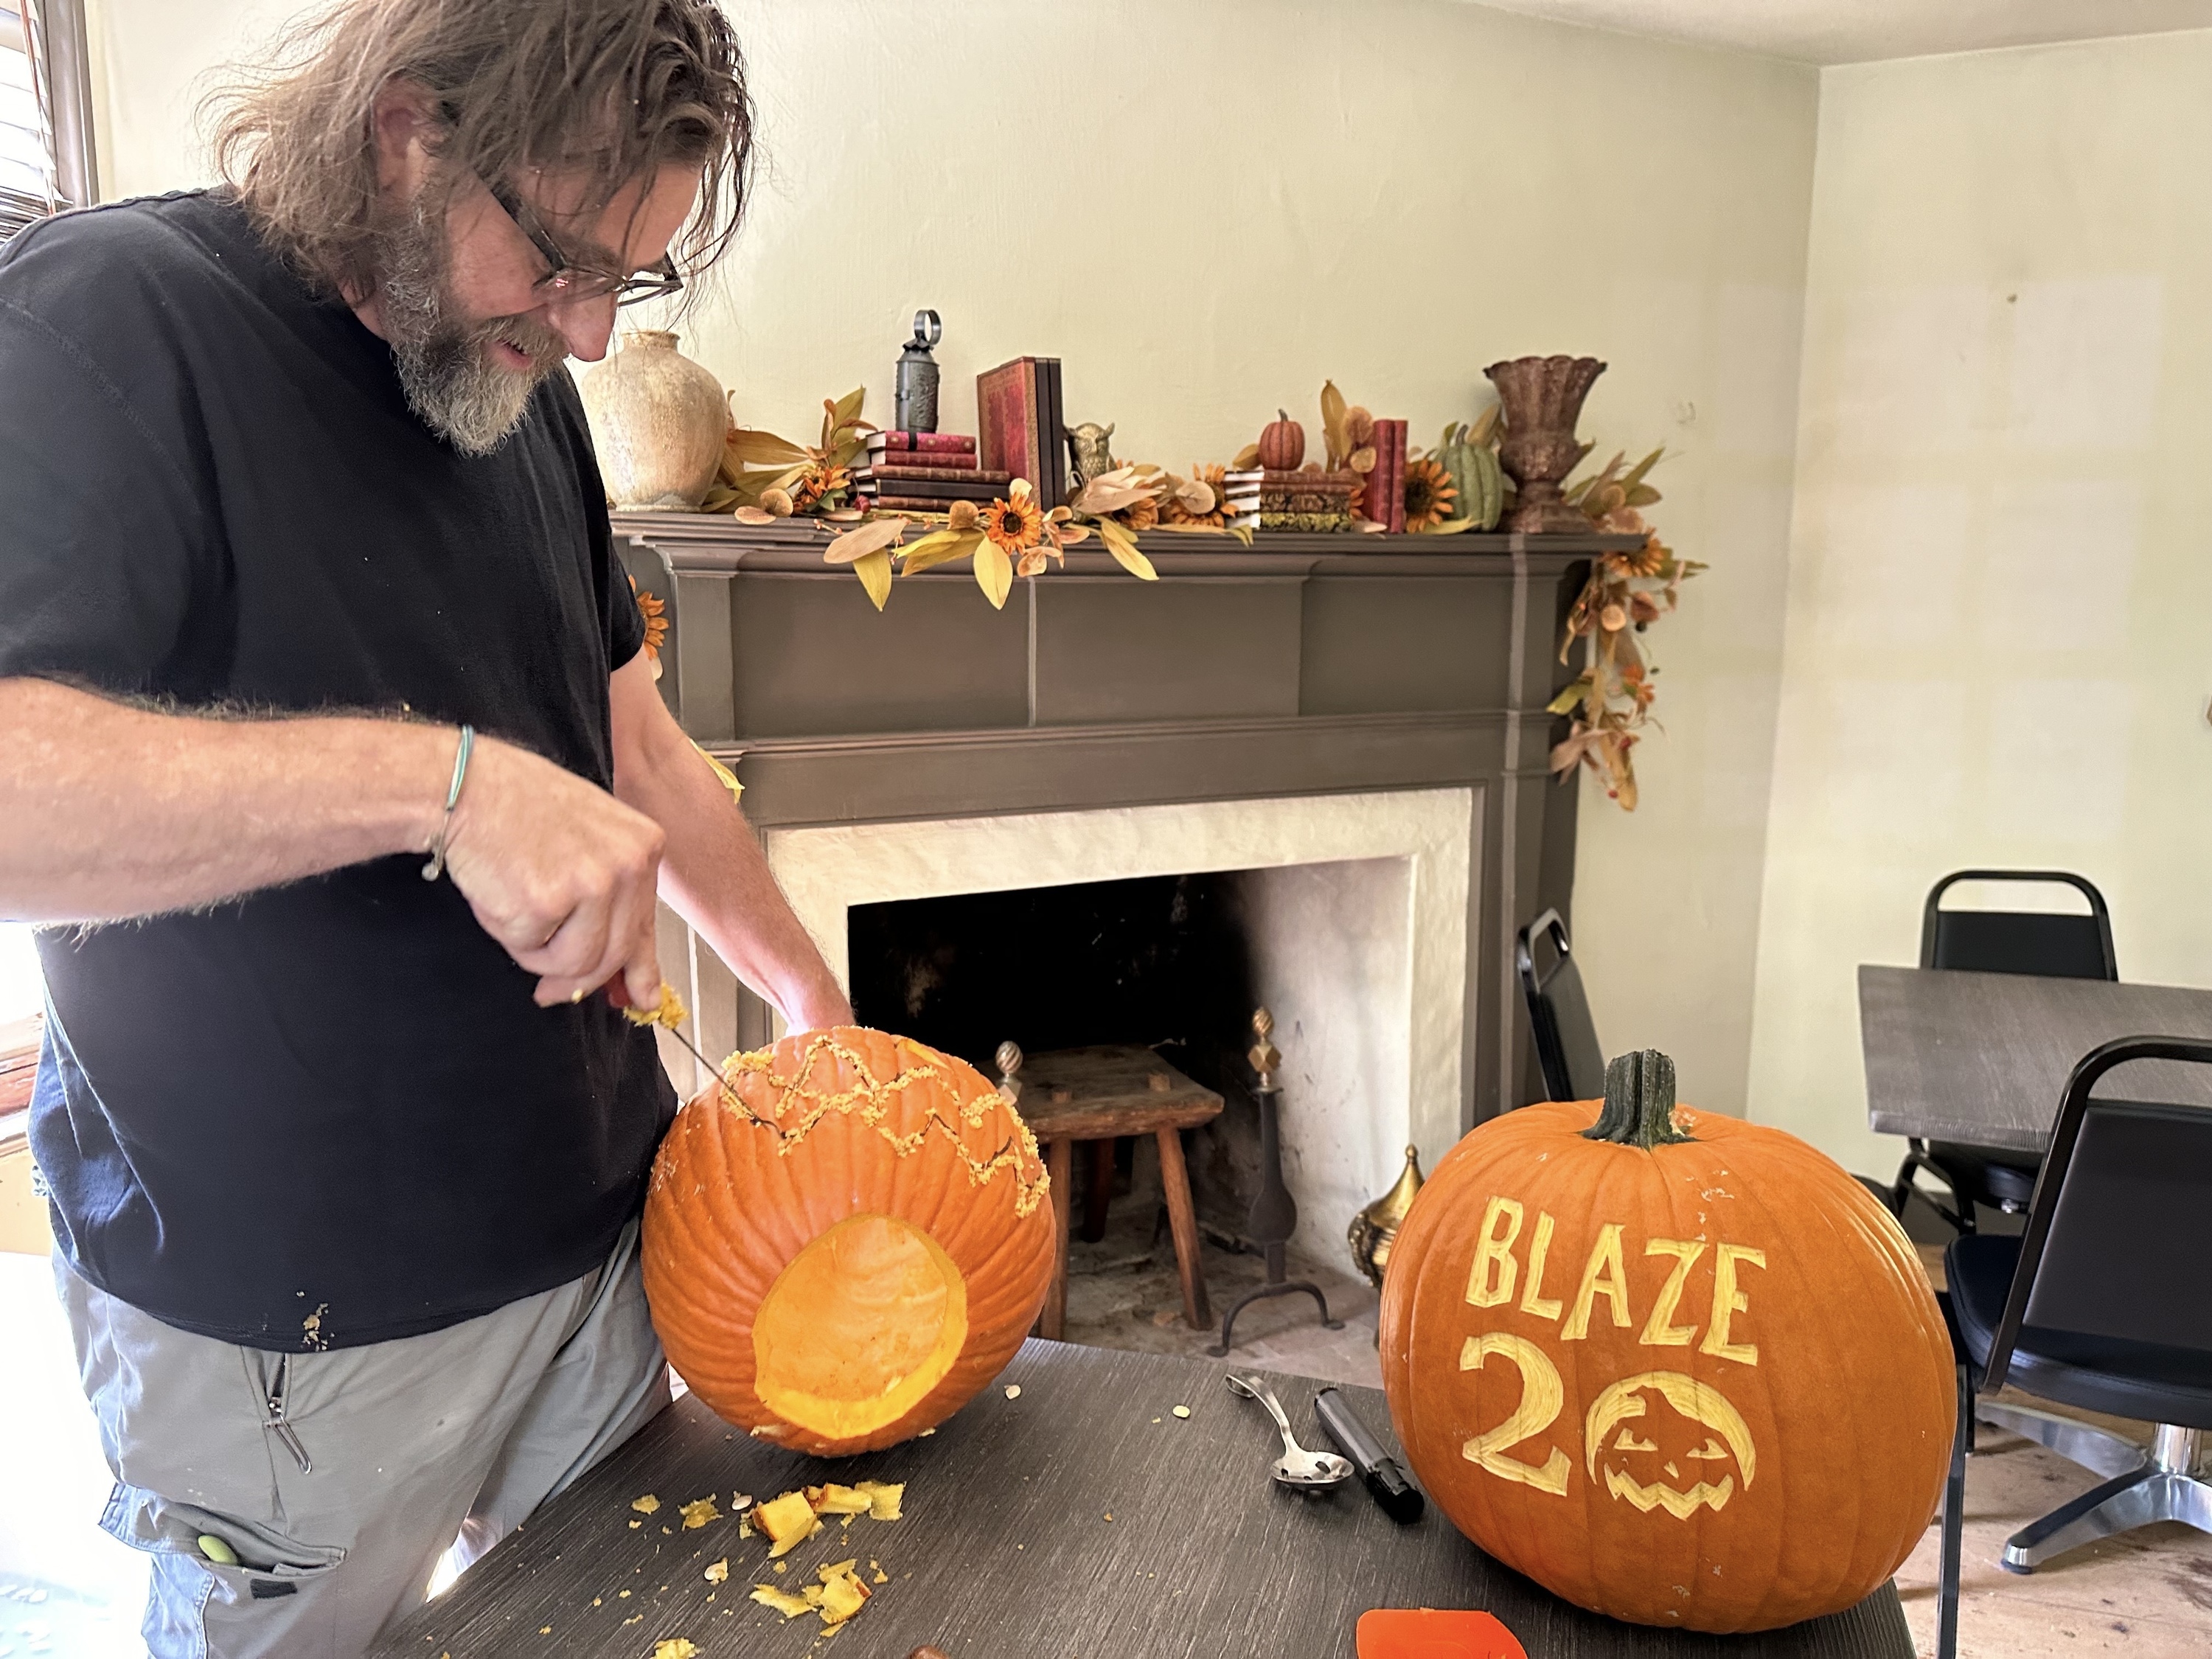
753, 1214, 969, 1441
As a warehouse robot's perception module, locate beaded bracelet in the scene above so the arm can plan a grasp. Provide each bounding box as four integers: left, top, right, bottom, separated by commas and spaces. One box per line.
420, 723, 474, 881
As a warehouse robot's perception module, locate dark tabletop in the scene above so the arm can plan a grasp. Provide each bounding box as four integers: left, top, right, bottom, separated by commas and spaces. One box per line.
370, 1340, 1909, 1659
1860, 965, 2212, 1152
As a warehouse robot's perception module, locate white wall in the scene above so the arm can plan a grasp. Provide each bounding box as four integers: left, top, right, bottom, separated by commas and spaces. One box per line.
82, 0, 1819, 1121
1747, 32, 2212, 1173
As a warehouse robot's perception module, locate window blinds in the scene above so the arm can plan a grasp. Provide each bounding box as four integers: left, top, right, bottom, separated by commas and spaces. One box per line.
1, 4, 57, 243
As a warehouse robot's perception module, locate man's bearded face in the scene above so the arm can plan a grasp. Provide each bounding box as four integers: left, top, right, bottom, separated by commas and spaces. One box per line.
370, 186, 570, 456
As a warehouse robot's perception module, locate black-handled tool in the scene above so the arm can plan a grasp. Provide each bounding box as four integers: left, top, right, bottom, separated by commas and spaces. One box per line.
1314, 1387, 1425, 1523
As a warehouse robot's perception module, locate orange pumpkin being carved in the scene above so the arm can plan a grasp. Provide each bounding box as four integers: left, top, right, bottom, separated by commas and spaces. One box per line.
1379, 1051, 1952, 1633
643, 1026, 1054, 1457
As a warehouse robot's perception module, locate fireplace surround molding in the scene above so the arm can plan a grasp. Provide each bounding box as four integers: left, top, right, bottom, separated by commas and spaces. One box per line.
618, 515, 1634, 1126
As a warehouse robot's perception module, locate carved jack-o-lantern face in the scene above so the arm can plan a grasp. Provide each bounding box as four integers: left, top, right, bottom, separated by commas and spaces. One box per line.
1586, 1371, 1756, 1519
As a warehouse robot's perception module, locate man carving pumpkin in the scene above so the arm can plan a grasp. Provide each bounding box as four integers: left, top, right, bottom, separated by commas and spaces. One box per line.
0, 4, 847, 1655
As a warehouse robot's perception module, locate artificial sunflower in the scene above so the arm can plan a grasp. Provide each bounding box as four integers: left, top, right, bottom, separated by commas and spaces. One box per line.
1612, 538, 1668, 579
1161, 464, 1228, 529
981, 484, 1046, 555
1402, 456, 1458, 533
1115, 493, 1161, 532
790, 461, 851, 513
628, 574, 668, 659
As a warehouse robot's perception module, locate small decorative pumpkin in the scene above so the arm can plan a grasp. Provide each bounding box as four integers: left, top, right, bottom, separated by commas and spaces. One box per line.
643, 1027, 1054, 1456
1257, 409, 1306, 471
1433, 420, 1505, 530
1379, 1051, 1952, 1633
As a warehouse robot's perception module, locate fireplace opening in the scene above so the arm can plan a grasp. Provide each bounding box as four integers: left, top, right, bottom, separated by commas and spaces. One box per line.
849, 872, 1253, 1085
848, 869, 1262, 1260
846, 856, 1414, 1272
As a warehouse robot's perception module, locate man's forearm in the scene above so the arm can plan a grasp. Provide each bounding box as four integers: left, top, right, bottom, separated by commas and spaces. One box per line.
0, 677, 450, 923
611, 679, 847, 1029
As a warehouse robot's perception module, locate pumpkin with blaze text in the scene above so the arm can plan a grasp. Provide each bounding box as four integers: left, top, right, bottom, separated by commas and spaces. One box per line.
1379, 1051, 1952, 1632
643, 1026, 1055, 1457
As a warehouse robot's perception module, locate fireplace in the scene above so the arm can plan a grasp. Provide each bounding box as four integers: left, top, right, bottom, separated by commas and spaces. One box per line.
773, 788, 1469, 1259
616, 515, 1627, 1248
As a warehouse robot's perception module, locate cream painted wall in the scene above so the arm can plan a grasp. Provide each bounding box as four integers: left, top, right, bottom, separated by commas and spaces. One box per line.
81, 0, 1818, 1118
1748, 32, 2212, 1173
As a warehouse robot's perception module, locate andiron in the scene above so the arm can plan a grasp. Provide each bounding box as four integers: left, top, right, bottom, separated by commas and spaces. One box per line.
1209, 1007, 1343, 1357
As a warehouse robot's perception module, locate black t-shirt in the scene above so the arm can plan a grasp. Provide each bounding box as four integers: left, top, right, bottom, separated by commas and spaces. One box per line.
0, 191, 674, 1351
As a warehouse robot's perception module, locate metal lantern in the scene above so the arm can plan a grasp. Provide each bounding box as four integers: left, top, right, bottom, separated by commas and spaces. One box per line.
894, 308, 942, 434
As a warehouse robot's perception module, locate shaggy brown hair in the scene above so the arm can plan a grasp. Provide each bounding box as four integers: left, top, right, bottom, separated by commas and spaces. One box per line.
207, 0, 753, 301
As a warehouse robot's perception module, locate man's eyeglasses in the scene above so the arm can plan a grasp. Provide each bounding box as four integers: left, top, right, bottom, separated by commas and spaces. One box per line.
484, 177, 684, 309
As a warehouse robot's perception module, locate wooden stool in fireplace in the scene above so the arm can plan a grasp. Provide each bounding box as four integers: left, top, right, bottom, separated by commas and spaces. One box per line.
996, 1043, 1221, 1340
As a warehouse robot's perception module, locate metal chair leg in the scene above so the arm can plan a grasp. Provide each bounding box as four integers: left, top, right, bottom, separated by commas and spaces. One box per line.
1937, 1363, 1969, 1659
2003, 1425, 2211, 1573
1896, 1141, 1972, 1235
1975, 1399, 2146, 1481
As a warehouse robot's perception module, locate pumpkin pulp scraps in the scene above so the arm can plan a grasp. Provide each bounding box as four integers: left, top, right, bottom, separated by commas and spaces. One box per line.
622, 983, 689, 1031
743, 1481, 903, 1631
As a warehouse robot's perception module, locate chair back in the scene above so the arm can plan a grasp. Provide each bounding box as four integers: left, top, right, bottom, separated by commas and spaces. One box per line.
1980, 1035, 2212, 1392
1514, 909, 1606, 1103
1921, 870, 2115, 981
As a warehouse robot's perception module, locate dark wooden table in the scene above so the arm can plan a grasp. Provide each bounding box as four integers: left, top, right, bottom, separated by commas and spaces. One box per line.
371, 1341, 1910, 1659
1860, 965, 2212, 1152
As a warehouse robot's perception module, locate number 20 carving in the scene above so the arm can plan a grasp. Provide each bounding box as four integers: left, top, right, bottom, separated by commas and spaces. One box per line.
1459, 1332, 1573, 1495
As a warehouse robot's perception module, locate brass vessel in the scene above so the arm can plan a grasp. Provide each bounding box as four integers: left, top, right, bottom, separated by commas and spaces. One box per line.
1347, 1144, 1426, 1290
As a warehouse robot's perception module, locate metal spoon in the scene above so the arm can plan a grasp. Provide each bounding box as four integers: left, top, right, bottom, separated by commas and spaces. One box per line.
1226, 1374, 1354, 1492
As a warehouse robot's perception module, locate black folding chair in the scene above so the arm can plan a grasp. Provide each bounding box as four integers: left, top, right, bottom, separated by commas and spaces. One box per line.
1894, 871, 2117, 1234
1514, 908, 1604, 1104
1935, 1034, 2212, 1659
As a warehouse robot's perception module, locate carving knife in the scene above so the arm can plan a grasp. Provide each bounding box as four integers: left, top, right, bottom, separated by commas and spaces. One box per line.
1315, 1386, 1425, 1523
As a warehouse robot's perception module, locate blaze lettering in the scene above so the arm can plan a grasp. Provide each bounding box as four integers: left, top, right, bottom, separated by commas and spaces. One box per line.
1699, 1243, 1766, 1366
1561, 1222, 1632, 1340
1638, 1238, 1706, 1346
1518, 1210, 1565, 1321
1464, 1196, 1526, 1309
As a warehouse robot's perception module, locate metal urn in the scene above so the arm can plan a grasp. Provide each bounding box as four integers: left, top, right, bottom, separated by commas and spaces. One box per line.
1485, 355, 1607, 534
894, 308, 942, 434
1347, 1144, 1426, 1290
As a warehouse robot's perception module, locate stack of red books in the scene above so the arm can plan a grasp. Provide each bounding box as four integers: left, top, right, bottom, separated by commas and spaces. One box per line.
975, 357, 1067, 509
853, 432, 1015, 512
1364, 419, 1409, 532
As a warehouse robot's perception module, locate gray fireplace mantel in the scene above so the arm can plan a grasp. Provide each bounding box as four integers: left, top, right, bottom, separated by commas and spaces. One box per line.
613, 512, 1640, 1124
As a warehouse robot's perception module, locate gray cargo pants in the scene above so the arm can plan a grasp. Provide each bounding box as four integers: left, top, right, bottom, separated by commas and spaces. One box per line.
55, 1220, 668, 1659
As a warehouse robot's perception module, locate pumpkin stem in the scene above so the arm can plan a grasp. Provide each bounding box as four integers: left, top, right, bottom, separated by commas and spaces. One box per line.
1583, 1049, 1694, 1150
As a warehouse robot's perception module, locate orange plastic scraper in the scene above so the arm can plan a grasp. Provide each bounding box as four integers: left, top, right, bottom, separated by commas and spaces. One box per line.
1355, 1608, 1526, 1659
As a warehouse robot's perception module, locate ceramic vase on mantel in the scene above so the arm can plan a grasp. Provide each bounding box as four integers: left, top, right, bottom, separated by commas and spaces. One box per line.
580, 330, 727, 510
1485, 355, 1607, 534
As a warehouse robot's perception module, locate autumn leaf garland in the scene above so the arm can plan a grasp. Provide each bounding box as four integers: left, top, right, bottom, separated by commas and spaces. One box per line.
1545, 447, 1705, 812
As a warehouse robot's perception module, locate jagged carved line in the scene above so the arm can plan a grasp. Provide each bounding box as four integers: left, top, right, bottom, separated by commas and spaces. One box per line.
706, 1034, 1051, 1216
